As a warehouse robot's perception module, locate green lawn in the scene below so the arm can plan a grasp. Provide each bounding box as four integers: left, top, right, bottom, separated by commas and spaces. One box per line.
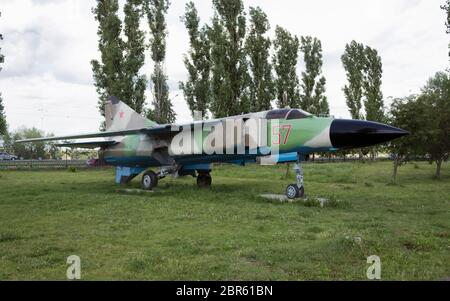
0, 161, 449, 280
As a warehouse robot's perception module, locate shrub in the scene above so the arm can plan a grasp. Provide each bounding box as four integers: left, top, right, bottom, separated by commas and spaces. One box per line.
68, 166, 77, 173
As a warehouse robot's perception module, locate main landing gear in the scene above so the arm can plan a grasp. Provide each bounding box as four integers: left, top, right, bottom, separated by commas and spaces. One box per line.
197, 171, 212, 188
141, 168, 172, 190
141, 170, 158, 190
141, 168, 212, 190
286, 154, 305, 200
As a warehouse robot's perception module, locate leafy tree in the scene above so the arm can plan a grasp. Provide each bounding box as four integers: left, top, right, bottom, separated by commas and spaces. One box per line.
388, 95, 422, 183
122, 0, 147, 113
363, 46, 384, 122
390, 72, 450, 180
179, 1, 211, 118
0, 11, 7, 136
145, 0, 175, 124
342, 41, 365, 119
273, 26, 300, 109
91, 0, 126, 121
6, 128, 55, 159
245, 6, 274, 112
419, 71, 450, 179
209, 0, 249, 118
299, 36, 329, 115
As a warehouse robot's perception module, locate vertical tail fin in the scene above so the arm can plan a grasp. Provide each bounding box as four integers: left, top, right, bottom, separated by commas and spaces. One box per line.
105, 96, 157, 131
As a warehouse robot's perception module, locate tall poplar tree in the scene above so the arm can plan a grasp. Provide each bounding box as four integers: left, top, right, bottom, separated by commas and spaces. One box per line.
180, 1, 211, 118
122, 0, 147, 113
145, 0, 175, 124
273, 26, 300, 109
342, 41, 365, 119
341, 41, 365, 120
209, 0, 249, 118
209, 15, 227, 118
299, 36, 329, 115
91, 0, 125, 120
363, 46, 384, 122
341, 41, 367, 160
245, 6, 273, 112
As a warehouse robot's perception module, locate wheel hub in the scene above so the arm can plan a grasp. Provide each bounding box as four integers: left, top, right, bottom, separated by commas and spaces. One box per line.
143, 175, 152, 187
287, 186, 297, 199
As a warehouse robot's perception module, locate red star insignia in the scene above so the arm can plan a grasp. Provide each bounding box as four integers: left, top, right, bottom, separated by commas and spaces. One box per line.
119, 111, 125, 119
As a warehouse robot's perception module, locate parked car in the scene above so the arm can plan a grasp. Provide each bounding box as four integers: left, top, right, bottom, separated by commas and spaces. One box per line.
86, 158, 101, 167
0, 152, 18, 161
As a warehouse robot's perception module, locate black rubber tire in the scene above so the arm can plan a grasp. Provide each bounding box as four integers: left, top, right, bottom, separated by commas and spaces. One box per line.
141, 170, 158, 190
197, 173, 212, 188
286, 184, 299, 200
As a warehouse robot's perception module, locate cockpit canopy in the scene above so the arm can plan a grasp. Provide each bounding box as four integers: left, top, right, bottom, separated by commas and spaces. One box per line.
265, 109, 312, 120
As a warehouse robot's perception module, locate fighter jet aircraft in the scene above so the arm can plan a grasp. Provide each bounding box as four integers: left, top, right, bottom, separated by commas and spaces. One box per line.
18, 96, 408, 199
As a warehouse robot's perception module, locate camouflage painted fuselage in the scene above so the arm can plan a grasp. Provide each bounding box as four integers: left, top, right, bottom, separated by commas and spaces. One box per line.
101, 114, 335, 168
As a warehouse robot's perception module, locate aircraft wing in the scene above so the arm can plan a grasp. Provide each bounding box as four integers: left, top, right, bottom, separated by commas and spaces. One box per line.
16, 120, 226, 144
15, 127, 175, 143
54, 141, 118, 149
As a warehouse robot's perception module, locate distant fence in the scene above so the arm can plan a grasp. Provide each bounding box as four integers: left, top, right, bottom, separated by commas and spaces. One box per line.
0, 160, 91, 170
0, 157, 393, 170
304, 156, 391, 164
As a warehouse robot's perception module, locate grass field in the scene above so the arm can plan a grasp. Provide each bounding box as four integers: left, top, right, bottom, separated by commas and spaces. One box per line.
0, 161, 449, 280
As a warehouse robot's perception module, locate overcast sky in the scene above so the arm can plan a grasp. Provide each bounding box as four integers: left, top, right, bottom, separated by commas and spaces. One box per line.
0, 0, 448, 135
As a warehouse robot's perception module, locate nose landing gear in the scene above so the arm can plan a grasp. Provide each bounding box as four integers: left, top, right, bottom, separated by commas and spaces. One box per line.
286, 154, 305, 200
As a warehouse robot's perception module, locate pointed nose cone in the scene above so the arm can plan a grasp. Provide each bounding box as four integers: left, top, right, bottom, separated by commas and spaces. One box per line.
330, 119, 409, 149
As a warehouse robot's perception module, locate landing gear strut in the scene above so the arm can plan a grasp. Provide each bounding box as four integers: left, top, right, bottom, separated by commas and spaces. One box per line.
197, 171, 212, 188
286, 154, 305, 199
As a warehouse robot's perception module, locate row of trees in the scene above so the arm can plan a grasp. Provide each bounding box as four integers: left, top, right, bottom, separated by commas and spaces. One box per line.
180, 0, 330, 119
91, 0, 332, 123
2, 128, 56, 159
87, 0, 395, 136
91, 0, 175, 125
2, 127, 96, 160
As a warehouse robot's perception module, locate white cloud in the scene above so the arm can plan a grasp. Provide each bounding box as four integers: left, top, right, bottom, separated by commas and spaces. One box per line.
0, 0, 448, 135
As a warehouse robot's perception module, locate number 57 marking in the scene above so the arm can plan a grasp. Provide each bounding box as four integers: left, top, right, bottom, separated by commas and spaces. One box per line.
272, 125, 292, 145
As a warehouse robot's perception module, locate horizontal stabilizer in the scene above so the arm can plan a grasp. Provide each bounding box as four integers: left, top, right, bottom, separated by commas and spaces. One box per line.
54, 141, 117, 149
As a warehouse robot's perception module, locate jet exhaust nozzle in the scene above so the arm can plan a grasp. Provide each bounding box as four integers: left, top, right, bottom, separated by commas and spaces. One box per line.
330, 119, 409, 149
